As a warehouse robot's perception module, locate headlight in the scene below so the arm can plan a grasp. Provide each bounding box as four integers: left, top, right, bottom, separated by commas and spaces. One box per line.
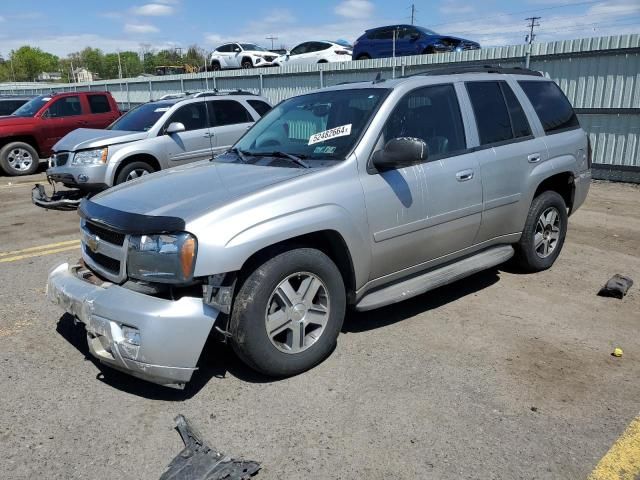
127, 232, 197, 283
71, 147, 108, 166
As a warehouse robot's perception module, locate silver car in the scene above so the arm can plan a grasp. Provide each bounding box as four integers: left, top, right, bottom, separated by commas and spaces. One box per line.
34, 92, 271, 209
47, 66, 591, 388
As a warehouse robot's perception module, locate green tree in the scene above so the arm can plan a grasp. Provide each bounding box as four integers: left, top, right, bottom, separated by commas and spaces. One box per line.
10, 46, 59, 81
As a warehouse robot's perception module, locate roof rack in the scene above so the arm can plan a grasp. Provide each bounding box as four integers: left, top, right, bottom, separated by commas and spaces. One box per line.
408, 65, 543, 78
191, 89, 257, 98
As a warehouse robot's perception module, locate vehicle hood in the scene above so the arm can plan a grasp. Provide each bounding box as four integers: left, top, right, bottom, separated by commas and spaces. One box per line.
91, 160, 313, 222
53, 128, 148, 152
0, 115, 35, 129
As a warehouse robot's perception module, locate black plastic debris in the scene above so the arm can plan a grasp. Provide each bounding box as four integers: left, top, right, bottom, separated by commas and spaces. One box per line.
160, 415, 260, 480
598, 274, 634, 299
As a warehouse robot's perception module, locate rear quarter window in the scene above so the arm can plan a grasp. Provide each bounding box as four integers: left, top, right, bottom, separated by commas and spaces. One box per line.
518, 81, 580, 134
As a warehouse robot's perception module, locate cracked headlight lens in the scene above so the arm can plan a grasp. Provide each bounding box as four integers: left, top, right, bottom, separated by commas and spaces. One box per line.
71, 147, 108, 165
127, 232, 197, 283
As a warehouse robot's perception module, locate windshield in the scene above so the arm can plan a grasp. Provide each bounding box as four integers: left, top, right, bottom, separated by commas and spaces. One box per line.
417, 26, 438, 36
227, 88, 389, 166
240, 43, 266, 51
107, 102, 172, 132
12, 95, 50, 117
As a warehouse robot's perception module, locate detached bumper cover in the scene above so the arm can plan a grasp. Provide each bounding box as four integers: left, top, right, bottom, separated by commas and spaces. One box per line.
47, 263, 220, 388
32, 184, 85, 211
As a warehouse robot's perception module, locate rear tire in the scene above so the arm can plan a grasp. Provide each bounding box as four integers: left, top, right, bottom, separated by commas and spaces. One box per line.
514, 191, 568, 272
356, 54, 371, 60
211, 61, 221, 71
0, 141, 39, 176
114, 161, 155, 185
229, 248, 346, 377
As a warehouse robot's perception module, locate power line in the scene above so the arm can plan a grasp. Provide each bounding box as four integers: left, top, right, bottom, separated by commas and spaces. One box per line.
429, 0, 599, 29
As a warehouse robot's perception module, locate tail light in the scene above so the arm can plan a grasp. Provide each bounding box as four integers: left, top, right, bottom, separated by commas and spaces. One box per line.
587, 137, 592, 169
334, 50, 350, 55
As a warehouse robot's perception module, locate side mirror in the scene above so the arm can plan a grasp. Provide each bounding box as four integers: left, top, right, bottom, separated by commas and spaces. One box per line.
286, 50, 291, 57
372, 137, 428, 170
234, 48, 241, 53
165, 122, 186, 134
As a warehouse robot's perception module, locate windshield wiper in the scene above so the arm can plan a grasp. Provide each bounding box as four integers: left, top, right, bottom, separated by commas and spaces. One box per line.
249, 151, 310, 169
223, 147, 249, 163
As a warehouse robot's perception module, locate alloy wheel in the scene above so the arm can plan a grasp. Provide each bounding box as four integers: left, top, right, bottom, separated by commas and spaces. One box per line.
534, 206, 561, 258
7, 148, 33, 172
265, 272, 330, 354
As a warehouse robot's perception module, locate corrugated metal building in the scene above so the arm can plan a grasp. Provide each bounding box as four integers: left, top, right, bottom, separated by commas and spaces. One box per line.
1, 34, 638, 181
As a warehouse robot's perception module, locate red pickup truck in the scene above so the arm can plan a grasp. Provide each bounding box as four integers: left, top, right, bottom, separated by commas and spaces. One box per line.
0, 91, 121, 176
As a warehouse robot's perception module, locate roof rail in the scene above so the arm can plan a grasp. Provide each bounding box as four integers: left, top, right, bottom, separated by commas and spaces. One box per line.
192, 89, 257, 98
408, 65, 543, 77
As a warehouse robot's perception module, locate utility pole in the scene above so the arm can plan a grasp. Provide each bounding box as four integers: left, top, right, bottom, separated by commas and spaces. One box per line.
410, 4, 416, 25
525, 16, 541, 69
266, 36, 278, 50
117, 50, 123, 79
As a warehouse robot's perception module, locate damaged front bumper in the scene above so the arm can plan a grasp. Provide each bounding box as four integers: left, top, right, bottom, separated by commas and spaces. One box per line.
32, 183, 86, 211
47, 262, 220, 389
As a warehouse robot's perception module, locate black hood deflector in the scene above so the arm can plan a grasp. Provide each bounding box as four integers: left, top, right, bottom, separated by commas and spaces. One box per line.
79, 198, 186, 234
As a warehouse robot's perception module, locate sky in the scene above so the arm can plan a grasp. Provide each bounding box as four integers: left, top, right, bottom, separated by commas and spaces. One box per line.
0, 0, 639, 57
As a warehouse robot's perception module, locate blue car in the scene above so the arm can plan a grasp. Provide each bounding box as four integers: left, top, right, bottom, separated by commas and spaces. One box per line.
352, 24, 480, 60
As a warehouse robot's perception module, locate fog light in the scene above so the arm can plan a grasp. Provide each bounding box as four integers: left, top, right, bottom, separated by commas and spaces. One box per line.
119, 325, 141, 360
77, 174, 89, 183
122, 325, 141, 345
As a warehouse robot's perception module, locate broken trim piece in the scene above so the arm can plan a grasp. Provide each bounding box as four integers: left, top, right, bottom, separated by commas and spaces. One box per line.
32, 183, 85, 211
160, 415, 261, 480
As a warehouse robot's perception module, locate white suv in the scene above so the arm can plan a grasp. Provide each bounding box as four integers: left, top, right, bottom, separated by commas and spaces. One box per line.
209, 43, 278, 70
273, 41, 353, 67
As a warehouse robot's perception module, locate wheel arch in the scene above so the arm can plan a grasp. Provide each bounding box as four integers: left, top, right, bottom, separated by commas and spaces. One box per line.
238, 230, 357, 304
111, 153, 161, 185
533, 171, 576, 214
0, 135, 41, 156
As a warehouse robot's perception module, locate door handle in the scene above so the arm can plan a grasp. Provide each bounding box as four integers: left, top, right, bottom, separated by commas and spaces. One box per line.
456, 169, 474, 182
203, 132, 213, 138
528, 153, 542, 163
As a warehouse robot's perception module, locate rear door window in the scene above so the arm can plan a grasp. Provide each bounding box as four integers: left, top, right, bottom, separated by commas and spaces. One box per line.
518, 81, 580, 134
88, 94, 111, 114
466, 82, 513, 145
247, 100, 272, 117
208, 100, 253, 126
466, 81, 532, 146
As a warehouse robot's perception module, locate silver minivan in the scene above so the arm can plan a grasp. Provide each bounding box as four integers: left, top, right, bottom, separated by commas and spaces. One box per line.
33, 92, 271, 209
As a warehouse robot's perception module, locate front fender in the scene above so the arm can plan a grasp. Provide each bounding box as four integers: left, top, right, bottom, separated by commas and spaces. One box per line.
192, 204, 370, 288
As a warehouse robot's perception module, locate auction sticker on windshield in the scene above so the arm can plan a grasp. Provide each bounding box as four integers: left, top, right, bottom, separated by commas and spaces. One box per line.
308, 124, 352, 145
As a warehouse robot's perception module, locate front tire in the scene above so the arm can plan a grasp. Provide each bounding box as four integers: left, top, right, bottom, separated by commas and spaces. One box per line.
241, 59, 253, 69
514, 191, 568, 272
0, 141, 40, 176
114, 161, 154, 185
229, 248, 346, 377
356, 54, 371, 60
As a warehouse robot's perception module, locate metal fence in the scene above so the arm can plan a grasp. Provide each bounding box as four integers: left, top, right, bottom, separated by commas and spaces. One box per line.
2, 34, 639, 181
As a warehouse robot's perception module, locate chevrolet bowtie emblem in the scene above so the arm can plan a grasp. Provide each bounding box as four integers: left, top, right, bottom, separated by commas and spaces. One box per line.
86, 235, 99, 253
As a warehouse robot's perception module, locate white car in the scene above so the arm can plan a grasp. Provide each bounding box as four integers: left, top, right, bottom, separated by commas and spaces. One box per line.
209, 43, 278, 70
273, 41, 353, 67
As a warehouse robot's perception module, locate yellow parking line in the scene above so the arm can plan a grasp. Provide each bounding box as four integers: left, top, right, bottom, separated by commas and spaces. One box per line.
0, 244, 80, 263
0, 239, 80, 257
588, 415, 640, 480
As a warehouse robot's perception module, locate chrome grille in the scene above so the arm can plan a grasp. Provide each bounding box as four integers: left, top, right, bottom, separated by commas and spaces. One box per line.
80, 220, 128, 283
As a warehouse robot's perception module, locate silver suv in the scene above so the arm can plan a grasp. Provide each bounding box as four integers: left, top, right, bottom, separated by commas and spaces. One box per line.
33, 92, 271, 209
47, 66, 591, 388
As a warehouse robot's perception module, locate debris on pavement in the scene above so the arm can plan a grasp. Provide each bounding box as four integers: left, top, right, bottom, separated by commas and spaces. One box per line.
612, 348, 624, 358
160, 415, 260, 480
598, 274, 634, 299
